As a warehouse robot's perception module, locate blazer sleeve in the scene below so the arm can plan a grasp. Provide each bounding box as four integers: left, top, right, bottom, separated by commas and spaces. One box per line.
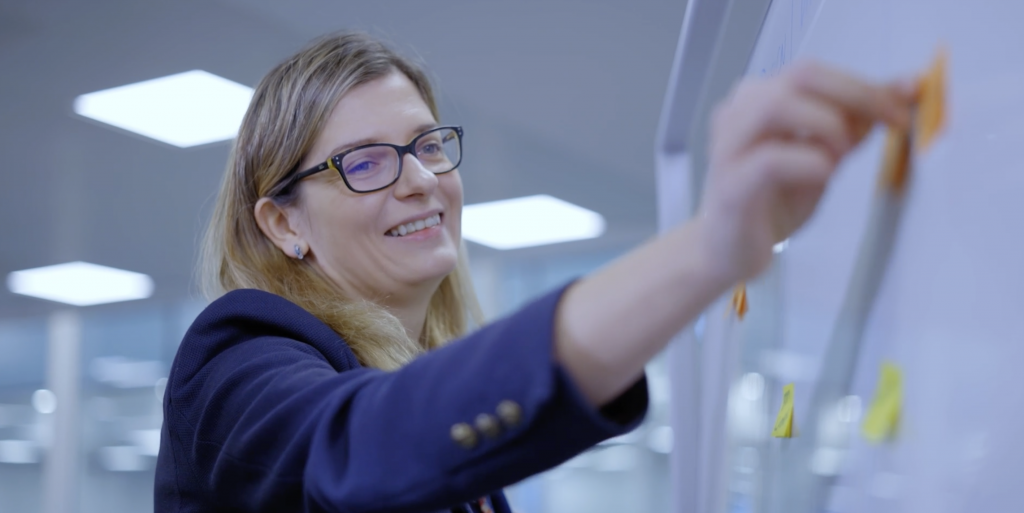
164, 284, 648, 512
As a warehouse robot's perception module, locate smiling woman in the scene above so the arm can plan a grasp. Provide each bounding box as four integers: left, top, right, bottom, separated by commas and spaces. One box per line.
157, 31, 914, 513
197, 35, 477, 370
250, 68, 471, 363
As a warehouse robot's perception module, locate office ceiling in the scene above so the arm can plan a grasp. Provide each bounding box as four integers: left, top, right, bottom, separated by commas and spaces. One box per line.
0, 0, 688, 317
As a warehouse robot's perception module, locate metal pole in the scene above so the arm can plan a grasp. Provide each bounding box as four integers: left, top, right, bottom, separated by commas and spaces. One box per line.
42, 309, 81, 513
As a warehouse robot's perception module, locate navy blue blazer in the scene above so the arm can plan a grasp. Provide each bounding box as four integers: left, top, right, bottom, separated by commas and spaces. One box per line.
155, 284, 648, 512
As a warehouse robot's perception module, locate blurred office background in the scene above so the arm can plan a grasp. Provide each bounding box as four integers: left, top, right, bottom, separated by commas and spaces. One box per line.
0, 0, 688, 511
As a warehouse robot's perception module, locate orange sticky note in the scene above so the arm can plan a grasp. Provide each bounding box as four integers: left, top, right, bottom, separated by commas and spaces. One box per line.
915, 48, 947, 152
879, 127, 912, 191
731, 284, 748, 320
879, 49, 948, 192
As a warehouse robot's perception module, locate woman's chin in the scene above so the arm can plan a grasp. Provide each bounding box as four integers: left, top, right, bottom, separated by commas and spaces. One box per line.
402, 255, 459, 287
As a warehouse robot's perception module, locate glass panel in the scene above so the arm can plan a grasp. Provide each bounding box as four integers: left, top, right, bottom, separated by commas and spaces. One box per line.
469, 249, 671, 513
0, 317, 47, 512
76, 300, 205, 513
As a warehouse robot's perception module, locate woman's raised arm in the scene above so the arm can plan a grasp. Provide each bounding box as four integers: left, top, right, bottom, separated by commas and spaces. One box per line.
554, 62, 916, 406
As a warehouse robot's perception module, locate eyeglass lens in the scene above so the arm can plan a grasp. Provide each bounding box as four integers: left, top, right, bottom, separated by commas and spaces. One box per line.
338, 127, 461, 192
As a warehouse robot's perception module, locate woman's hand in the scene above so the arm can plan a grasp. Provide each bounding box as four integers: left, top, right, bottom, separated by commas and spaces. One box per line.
695, 61, 916, 285
556, 61, 916, 408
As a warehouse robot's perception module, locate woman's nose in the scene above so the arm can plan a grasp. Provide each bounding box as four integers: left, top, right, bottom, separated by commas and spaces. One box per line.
393, 153, 438, 198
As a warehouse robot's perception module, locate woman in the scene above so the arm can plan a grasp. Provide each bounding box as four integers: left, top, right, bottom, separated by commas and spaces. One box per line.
155, 33, 913, 512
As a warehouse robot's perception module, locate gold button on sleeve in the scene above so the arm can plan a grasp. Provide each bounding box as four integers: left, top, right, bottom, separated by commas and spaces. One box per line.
450, 422, 478, 449
475, 413, 501, 438
496, 400, 522, 427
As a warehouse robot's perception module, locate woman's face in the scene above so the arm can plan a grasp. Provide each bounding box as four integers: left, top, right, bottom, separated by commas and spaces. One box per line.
292, 71, 463, 302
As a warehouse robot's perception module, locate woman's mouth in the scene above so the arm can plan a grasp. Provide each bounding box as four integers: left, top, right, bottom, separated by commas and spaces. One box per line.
386, 213, 442, 237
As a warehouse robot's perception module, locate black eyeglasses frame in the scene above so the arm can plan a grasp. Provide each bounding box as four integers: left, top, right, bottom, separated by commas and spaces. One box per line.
273, 125, 464, 196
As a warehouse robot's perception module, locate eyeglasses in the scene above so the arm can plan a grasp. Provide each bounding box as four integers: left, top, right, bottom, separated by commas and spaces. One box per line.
274, 125, 464, 195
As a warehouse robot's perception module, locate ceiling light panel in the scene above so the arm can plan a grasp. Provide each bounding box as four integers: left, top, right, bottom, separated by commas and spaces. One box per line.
74, 70, 253, 148
462, 194, 605, 250
7, 261, 154, 306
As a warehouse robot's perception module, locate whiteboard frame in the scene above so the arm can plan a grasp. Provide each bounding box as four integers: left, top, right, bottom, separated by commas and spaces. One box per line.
655, 1, 774, 512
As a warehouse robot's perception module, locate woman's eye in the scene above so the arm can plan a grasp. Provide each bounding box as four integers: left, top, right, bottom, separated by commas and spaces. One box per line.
419, 143, 440, 155
345, 161, 376, 175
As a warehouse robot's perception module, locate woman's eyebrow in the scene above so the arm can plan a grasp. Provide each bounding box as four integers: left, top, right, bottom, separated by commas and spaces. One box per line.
325, 123, 441, 157
409, 122, 439, 137
325, 137, 379, 158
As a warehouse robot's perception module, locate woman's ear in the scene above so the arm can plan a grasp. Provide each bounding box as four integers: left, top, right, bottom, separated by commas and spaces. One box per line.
254, 197, 307, 259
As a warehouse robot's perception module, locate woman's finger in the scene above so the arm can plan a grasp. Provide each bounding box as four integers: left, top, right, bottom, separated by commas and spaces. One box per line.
768, 93, 853, 160
741, 141, 836, 239
712, 80, 853, 162
788, 61, 913, 129
847, 114, 876, 146
744, 140, 835, 191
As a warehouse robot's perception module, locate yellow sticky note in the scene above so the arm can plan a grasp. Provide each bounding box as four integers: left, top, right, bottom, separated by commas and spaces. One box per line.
731, 284, 749, 320
772, 383, 796, 438
862, 362, 903, 443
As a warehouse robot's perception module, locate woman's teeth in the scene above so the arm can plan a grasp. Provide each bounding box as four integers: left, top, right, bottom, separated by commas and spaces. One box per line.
388, 214, 441, 237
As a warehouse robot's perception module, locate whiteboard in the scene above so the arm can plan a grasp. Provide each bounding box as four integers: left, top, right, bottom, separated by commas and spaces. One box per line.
733, 0, 1024, 512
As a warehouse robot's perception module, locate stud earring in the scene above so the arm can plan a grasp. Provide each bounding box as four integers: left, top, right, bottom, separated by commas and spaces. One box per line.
294, 244, 304, 260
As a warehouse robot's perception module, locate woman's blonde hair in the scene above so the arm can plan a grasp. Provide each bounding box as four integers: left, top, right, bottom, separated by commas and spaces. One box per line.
199, 32, 481, 370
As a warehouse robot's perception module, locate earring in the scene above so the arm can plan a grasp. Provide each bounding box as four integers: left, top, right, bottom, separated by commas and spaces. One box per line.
293, 244, 304, 260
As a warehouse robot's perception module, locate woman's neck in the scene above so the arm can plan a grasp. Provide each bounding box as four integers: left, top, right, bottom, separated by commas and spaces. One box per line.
379, 279, 442, 344
320, 261, 440, 344
388, 298, 429, 343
